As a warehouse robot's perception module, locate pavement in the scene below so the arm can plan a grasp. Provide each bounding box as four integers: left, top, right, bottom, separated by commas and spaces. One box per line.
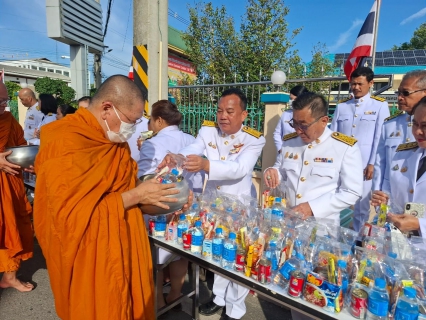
0, 239, 292, 320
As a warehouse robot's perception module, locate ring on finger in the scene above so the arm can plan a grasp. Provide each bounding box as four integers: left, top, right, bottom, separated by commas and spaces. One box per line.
266, 175, 271, 180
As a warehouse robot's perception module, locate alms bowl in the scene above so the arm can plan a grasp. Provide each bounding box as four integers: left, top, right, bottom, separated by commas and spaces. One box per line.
5, 145, 39, 169
139, 173, 189, 215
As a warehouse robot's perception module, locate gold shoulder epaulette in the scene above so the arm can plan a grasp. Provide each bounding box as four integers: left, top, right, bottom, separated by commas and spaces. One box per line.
396, 142, 418, 152
242, 126, 262, 138
143, 114, 150, 120
282, 132, 298, 141
202, 120, 218, 127
338, 97, 352, 104
384, 111, 403, 122
36, 106, 41, 111
371, 95, 386, 102
332, 132, 357, 146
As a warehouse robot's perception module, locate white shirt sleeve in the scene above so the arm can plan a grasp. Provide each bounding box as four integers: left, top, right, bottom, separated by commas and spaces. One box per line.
369, 102, 390, 165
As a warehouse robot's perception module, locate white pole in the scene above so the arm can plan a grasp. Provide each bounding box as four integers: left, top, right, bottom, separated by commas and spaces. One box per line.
371, 0, 381, 72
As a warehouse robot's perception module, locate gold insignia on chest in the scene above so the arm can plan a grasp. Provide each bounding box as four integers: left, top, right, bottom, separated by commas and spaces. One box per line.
393, 164, 399, 171
400, 166, 408, 173
396, 131, 401, 137
390, 132, 394, 137
293, 153, 298, 160
289, 153, 293, 159
314, 157, 333, 163
364, 111, 376, 115
208, 142, 217, 149
284, 151, 289, 159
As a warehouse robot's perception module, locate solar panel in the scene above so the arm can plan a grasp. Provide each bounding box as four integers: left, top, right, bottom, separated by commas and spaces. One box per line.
403, 51, 414, 57
394, 58, 406, 65
393, 51, 403, 57
414, 49, 426, 56
376, 59, 384, 66
376, 52, 383, 59
405, 57, 417, 65
335, 54, 344, 60
333, 50, 426, 67
384, 58, 395, 66
417, 57, 426, 64
383, 51, 393, 58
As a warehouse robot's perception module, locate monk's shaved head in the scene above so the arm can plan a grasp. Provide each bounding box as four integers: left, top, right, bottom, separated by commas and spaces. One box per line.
91, 75, 146, 111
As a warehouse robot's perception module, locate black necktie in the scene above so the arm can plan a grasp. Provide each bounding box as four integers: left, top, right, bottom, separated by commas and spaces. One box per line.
417, 157, 426, 181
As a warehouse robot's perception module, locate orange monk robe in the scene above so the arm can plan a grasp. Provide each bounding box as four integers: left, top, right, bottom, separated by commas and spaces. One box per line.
0, 112, 33, 272
34, 108, 154, 320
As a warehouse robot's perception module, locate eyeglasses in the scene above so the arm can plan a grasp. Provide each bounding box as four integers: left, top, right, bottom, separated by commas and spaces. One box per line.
0, 99, 10, 106
114, 105, 143, 127
394, 89, 426, 97
289, 116, 324, 132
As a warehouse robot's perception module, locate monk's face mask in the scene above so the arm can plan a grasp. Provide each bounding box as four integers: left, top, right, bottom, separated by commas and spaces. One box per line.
104, 105, 136, 143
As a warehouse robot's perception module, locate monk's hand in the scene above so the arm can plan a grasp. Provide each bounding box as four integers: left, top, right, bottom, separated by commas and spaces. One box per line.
292, 202, 313, 220
387, 213, 420, 232
136, 179, 179, 209
0, 150, 21, 175
264, 168, 279, 188
184, 155, 209, 173
175, 190, 194, 214
371, 190, 389, 207
364, 164, 374, 180
24, 165, 35, 174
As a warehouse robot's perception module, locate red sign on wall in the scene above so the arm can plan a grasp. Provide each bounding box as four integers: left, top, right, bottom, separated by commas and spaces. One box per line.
168, 55, 196, 75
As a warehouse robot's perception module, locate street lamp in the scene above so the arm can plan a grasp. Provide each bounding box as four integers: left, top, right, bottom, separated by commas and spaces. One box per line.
271, 70, 286, 92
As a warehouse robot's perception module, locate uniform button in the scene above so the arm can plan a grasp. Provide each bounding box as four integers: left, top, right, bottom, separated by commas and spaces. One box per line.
221, 156, 225, 160
300, 177, 306, 182
354, 114, 358, 118
224, 141, 229, 145
304, 161, 309, 165
308, 145, 313, 149
217, 186, 221, 190
351, 135, 355, 137
406, 138, 410, 142
353, 124, 356, 128
231, 135, 235, 139
409, 189, 414, 194
296, 194, 302, 199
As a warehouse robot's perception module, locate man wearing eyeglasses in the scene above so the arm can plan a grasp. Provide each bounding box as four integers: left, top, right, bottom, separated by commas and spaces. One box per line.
18, 88, 44, 141
373, 70, 426, 192
330, 67, 389, 232
264, 92, 363, 225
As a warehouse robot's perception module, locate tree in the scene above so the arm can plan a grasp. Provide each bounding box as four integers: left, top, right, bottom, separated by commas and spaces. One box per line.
5, 81, 21, 121
34, 77, 76, 104
392, 22, 426, 50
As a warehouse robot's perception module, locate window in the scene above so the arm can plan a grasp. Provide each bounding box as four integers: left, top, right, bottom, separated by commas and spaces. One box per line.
63, 71, 70, 77
55, 70, 62, 74
31, 65, 37, 70
39, 67, 46, 71
48, 68, 54, 73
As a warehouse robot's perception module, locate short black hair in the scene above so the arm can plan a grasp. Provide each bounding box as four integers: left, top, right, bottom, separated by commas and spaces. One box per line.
78, 96, 91, 103
58, 104, 76, 116
220, 88, 247, 111
39, 93, 58, 115
292, 92, 328, 118
351, 67, 374, 82
290, 85, 309, 97
151, 100, 182, 126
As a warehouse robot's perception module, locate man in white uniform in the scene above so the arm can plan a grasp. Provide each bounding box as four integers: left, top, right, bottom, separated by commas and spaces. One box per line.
264, 92, 363, 320
18, 88, 43, 141
373, 70, 426, 191
165, 88, 265, 320
330, 67, 389, 231
127, 115, 149, 161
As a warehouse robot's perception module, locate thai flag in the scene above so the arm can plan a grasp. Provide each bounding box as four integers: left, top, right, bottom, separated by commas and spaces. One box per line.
128, 59, 134, 81
344, 1, 376, 80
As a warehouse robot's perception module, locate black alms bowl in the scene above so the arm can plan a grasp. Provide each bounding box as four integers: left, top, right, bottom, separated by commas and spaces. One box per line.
5, 145, 39, 169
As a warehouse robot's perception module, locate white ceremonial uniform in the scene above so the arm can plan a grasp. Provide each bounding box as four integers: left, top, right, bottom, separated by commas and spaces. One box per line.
383, 143, 426, 237
179, 121, 266, 319
27, 113, 57, 145
128, 116, 149, 161
330, 93, 389, 231
23, 102, 44, 141
272, 128, 363, 222
372, 111, 415, 191
273, 109, 295, 152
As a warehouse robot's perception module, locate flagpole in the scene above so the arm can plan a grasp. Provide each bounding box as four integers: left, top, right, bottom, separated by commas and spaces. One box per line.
371, 0, 381, 71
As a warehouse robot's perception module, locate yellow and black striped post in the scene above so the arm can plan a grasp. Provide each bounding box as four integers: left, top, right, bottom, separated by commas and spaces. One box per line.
132, 45, 149, 114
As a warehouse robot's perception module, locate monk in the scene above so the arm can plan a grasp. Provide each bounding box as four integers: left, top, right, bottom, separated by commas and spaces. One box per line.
0, 80, 34, 292
34, 75, 186, 320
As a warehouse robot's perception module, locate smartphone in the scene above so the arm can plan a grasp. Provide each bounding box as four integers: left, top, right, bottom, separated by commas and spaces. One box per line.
404, 202, 425, 218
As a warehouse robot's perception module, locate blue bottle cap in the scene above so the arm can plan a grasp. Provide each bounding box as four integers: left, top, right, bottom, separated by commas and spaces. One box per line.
216, 228, 223, 234
195, 221, 202, 227
341, 250, 350, 257
180, 214, 186, 220
367, 259, 372, 267
296, 252, 305, 260
387, 252, 397, 259
295, 240, 302, 247
211, 203, 217, 208
337, 260, 347, 269
403, 287, 416, 299
171, 168, 179, 175
269, 241, 277, 248
226, 207, 233, 213
229, 232, 236, 240
375, 278, 386, 289
192, 203, 199, 209
275, 197, 282, 202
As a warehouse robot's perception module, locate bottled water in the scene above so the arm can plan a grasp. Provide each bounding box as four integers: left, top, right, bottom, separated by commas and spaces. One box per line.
177, 214, 188, 244
361, 259, 375, 288
222, 232, 237, 270
274, 253, 304, 288
189, 203, 200, 220
191, 220, 204, 255
366, 278, 389, 320
212, 228, 224, 262
266, 242, 279, 273
154, 215, 167, 238
263, 207, 272, 222
271, 197, 284, 221
394, 287, 419, 320
337, 260, 349, 294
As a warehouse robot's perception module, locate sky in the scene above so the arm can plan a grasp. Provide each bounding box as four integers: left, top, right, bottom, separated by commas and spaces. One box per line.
0, 0, 424, 79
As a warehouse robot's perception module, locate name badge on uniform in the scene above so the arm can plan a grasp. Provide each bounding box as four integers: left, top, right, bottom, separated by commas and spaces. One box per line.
364, 111, 376, 115
29, 115, 34, 120
314, 157, 333, 163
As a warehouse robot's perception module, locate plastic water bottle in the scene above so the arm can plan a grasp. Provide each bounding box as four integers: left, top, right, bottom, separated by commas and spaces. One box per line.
366, 278, 389, 320
189, 203, 200, 220
271, 197, 284, 221
191, 221, 204, 255
222, 232, 237, 270
212, 228, 224, 262
337, 260, 349, 294
177, 214, 188, 244
274, 254, 304, 288
263, 207, 272, 222
266, 242, 279, 273
361, 259, 375, 288
154, 215, 167, 238
394, 287, 419, 320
